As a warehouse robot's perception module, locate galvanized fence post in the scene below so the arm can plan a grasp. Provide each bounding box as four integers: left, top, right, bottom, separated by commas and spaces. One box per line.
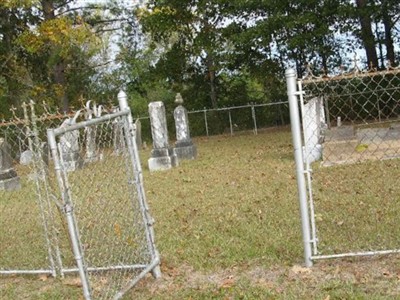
228, 109, 233, 136
251, 103, 258, 135
203, 107, 209, 136
285, 68, 313, 267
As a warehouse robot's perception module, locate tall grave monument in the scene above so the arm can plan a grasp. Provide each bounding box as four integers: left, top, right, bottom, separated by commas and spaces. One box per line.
303, 97, 326, 163
173, 93, 197, 160
59, 111, 83, 172
148, 101, 178, 171
84, 100, 103, 163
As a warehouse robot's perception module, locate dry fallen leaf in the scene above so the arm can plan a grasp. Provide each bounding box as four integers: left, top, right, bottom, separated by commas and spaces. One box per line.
38, 274, 49, 282
220, 276, 235, 288
291, 265, 312, 275
63, 277, 82, 287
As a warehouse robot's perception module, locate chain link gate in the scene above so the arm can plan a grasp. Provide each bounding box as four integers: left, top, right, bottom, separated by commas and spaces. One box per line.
286, 68, 400, 266
46, 92, 161, 299
1, 94, 160, 299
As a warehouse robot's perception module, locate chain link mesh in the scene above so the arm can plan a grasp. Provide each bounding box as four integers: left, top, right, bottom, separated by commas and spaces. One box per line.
49, 108, 159, 299
301, 69, 400, 256
0, 102, 67, 274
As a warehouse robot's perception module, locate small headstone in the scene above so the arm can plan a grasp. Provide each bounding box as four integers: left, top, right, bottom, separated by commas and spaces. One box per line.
148, 101, 178, 171
135, 119, 143, 150
112, 108, 125, 155
0, 138, 21, 191
20, 150, 33, 165
59, 111, 83, 172
41, 142, 49, 166
173, 93, 197, 160
85, 127, 97, 162
84, 101, 103, 163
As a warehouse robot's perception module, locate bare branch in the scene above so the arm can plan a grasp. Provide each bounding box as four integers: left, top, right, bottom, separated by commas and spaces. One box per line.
90, 18, 130, 25
54, 0, 75, 10
55, 6, 103, 17
95, 27, 123, 34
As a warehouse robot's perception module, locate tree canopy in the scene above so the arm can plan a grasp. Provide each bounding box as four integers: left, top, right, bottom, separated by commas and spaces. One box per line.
1, 0, 399, 117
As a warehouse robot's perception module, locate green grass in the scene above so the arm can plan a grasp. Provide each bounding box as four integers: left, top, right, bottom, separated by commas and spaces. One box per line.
1, 127, 400, 299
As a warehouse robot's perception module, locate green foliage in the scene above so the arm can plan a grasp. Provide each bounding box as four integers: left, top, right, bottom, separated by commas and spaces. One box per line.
0, 0, 123, 114
1, 0, 399, 115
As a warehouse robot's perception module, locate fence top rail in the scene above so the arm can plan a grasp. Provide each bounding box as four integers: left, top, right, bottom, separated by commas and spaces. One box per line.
302, 68, 400, 85
187, 101, 288, 113
51, 109, 129, 136
0, 119, 27, 127
0, 113, 76, 127
133, 101, 288, 120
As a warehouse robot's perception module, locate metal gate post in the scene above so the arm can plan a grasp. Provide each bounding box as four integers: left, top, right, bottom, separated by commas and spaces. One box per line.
285, 68, 313, 267
118, 91, 162, 279
228, 109, 233, 136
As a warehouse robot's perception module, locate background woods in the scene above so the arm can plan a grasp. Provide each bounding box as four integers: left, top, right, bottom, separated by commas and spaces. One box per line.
0, 0, 399, 118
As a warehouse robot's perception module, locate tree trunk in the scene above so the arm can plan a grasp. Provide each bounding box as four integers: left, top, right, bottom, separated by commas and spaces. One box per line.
1, 8, 23, 109
375, 23, 385, 69
42, 0, 55, 19
321, 53, 328, 76
381, 0, 395, 66
355, 0, 379, 69
42, 0, 69, 112
206, 54, 217, 109
54, 62, 69, 112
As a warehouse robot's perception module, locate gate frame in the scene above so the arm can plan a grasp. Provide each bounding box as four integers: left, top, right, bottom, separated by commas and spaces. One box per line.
46, 91, 161, 299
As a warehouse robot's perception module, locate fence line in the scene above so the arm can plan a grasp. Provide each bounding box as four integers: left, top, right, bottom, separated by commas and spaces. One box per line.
135, 101, 289, 140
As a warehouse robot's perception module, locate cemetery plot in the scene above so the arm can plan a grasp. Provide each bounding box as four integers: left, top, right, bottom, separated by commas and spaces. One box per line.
1, 119, 400, 298
322, 122, 400, 166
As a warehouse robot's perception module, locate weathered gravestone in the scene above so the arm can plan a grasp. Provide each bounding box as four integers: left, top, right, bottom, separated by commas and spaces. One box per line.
173, 93, 197, 160
20, 142, 49, 181
303, 97, 327, 163
148, 101, 178, 171
135, 119, 143, 150
112, 107, 125, 155
0, 138, 21, 191
59, 111, 83, 172
84, 101, 103, 162
20, 149, 33, 165
20, 142, 49, 166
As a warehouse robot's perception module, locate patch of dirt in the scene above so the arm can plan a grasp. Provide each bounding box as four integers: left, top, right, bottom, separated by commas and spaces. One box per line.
136, 255, 400, 297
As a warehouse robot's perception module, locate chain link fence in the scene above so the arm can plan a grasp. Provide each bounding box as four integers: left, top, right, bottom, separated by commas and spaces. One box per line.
0, 97, 160, 299
286, 68, 400, 266
135, 102, 290, 144
0, 102, 65, 275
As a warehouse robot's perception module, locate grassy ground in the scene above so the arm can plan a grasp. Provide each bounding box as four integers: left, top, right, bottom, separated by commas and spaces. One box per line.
1, 127, 400, 299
